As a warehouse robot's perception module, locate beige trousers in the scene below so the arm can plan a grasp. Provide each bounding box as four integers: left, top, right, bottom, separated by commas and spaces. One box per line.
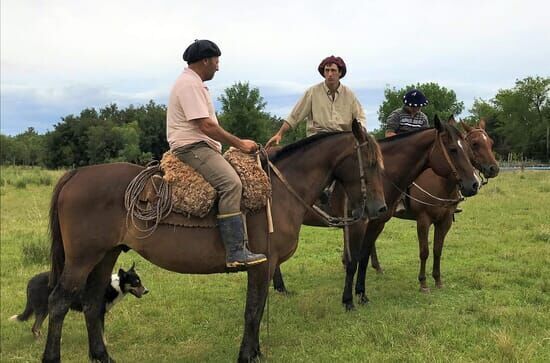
173, 142, 242, 215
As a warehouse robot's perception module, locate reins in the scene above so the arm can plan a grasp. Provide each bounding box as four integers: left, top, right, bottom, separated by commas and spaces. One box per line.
387, 129, 466, 208
266, 139, 371, 228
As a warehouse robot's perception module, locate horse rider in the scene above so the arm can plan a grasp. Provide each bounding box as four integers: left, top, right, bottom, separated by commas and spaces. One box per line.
385, 89, 462, 213
166, 39, 267, 268
266, 55, 367, 205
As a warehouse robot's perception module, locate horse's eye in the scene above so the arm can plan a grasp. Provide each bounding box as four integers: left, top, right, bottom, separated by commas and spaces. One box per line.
449, 147, 458, 154
472, 142, 479, 148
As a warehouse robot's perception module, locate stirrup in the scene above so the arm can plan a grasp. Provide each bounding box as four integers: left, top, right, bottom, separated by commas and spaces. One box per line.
226, 256, 267, 268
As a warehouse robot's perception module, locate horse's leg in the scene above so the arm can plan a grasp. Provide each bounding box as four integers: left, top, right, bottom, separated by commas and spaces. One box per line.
370, 243, 384, 274
43, 261, 98, 363
81, 248, 122, 362
417, 214, 432, 293
352, 223, 370, 305
433, 215, 452, 289
354, 222, 384, 305
238, 262, 270, 363
272, 264, 288, 294
342, 223, 369, 310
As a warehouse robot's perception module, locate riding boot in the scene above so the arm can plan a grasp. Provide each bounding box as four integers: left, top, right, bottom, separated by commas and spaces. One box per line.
395, 194, 406, 213
217, 213, 267, 268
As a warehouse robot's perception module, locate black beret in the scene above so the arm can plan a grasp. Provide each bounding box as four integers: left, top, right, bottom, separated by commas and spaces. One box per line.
183, 39, 221, 64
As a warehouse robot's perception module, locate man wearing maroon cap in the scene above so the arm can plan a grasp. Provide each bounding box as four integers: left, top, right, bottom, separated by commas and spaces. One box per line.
266, 55, 366, 147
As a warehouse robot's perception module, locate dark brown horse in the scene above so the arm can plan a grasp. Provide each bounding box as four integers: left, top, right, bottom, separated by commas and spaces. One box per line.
368, 118, 499, 292
41, 120, 386, 363
272, 116, 480, 309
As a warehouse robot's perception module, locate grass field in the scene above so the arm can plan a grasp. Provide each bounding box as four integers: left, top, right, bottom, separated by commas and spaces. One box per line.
1, 167, 549, 362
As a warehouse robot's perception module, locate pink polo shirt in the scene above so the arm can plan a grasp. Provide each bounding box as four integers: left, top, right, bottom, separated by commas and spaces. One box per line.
166, 68, 222, 152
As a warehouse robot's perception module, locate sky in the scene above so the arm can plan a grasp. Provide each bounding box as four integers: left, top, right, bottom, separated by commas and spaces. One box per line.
1, 0, 549, 135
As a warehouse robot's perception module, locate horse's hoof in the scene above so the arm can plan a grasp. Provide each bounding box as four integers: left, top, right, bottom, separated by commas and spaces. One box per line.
357, 294, 370, 305
376, 268, 384, 275
344, 302, 355, 311
436, 283, 444, 289
274, 287, 292, 296
419, 286, 431, 293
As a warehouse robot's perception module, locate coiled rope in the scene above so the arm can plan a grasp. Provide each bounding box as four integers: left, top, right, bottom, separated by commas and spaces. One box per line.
124, 161, 173, 238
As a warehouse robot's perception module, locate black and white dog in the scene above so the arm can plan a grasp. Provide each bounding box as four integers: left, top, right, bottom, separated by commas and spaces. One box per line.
9, 263, 148, 338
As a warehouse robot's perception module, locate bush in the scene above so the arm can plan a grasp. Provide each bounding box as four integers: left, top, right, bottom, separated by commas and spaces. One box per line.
21, 238, 50, 265
14, 179, 27, 189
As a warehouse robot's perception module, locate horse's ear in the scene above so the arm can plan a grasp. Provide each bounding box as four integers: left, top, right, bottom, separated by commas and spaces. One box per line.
479, 118, 486, 130
460, 120, 473, 133
351, 119, 366, 142
448, 114, 457, 126
434, 114, 444, 132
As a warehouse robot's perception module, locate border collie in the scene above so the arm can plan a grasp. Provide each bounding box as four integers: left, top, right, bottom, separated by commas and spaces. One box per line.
9, 263, 148, 338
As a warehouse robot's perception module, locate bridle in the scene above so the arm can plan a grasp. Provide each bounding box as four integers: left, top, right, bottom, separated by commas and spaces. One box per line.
429, 129, 463, 184
266, 138, 373, 227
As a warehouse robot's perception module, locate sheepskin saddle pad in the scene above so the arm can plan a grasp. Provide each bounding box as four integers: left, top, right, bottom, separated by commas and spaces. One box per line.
139, 148, 271, 226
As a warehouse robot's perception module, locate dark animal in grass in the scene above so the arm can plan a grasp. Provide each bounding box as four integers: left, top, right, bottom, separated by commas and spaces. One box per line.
9, 263, 148, 338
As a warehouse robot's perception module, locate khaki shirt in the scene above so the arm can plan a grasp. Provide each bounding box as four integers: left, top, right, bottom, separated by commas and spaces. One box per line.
166, 68, 222, 153
286, 82, 366, 136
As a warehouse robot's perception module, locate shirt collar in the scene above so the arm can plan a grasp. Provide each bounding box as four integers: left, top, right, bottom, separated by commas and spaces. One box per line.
184, 67, 208, 89
322, 81, 341, 95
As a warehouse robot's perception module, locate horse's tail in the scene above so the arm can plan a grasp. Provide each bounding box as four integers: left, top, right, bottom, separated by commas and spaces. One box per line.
48, 169, 78, 289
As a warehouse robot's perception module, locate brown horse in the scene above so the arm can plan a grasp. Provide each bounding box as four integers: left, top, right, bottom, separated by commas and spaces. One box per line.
41, 120, 386, 363
272, 116, 480, 309
368, 118, 499, 292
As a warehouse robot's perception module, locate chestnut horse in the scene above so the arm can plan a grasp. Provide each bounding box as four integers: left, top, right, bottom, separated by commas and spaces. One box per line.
272, 116, 480, 309
42, 120, 386, 363
368, 119, 499, 292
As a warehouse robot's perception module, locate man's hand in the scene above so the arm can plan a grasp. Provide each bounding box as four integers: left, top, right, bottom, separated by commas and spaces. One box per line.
239, 139, 258, 153
266, 133, 282, 148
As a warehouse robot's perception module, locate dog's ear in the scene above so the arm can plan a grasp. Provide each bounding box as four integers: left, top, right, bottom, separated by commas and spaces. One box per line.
118, 268, 126, 277
130, 262, 136, 271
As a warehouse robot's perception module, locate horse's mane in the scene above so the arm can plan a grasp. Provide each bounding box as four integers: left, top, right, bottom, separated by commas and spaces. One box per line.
378, 123, 464, 143
269, 130, 383, 170
377, 128, 434, 143
270, 131, 345, 162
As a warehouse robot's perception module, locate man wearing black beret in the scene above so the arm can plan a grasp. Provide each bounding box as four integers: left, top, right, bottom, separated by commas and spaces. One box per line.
166, 39, 267, 268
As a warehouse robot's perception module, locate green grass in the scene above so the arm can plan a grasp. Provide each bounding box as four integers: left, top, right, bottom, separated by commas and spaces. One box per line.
1, 167, 549, 362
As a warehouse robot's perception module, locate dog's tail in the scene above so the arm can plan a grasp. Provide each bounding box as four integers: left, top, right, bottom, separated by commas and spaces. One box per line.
9, 301, 33, 322
49, 169, 78, 289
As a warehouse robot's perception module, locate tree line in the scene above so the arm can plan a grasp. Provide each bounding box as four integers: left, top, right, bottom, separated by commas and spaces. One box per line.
1, 76, 548, 167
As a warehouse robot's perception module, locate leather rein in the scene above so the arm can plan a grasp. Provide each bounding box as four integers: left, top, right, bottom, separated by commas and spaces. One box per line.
265, 139, 371, 227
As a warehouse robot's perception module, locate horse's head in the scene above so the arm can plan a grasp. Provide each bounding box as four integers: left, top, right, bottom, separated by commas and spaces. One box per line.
333, 120, 387, 220
430, 115, 479, 197
460, 118, 499, 178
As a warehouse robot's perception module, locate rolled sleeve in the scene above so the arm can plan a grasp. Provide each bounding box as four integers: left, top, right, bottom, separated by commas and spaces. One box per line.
352, 97, 366, 126
178, 85, 210, 121
286, 89, 312, 128
385, 109, 400, 131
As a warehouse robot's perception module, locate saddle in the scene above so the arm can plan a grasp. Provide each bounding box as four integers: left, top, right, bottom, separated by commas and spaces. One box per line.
137, 149, 271, 228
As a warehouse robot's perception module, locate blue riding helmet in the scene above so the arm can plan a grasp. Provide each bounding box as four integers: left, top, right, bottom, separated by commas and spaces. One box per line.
403, 89, 428, 107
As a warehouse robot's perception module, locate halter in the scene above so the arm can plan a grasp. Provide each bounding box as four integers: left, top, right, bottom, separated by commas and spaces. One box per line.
267, 139, 372, 227
430, 129, 462, 184
464, 127, 492, 185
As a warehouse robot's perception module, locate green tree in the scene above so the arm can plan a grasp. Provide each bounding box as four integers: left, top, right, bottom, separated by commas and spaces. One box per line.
494, 76, 549, 160
218, 82, 275, 145
378, 82, 464, 131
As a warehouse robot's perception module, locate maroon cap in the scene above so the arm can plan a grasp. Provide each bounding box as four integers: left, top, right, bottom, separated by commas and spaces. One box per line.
318, 56, 347, 78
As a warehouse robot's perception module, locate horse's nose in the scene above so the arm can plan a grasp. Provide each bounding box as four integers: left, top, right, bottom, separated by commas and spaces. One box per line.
489, 165, 499, 177
378, 204, 388, 215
